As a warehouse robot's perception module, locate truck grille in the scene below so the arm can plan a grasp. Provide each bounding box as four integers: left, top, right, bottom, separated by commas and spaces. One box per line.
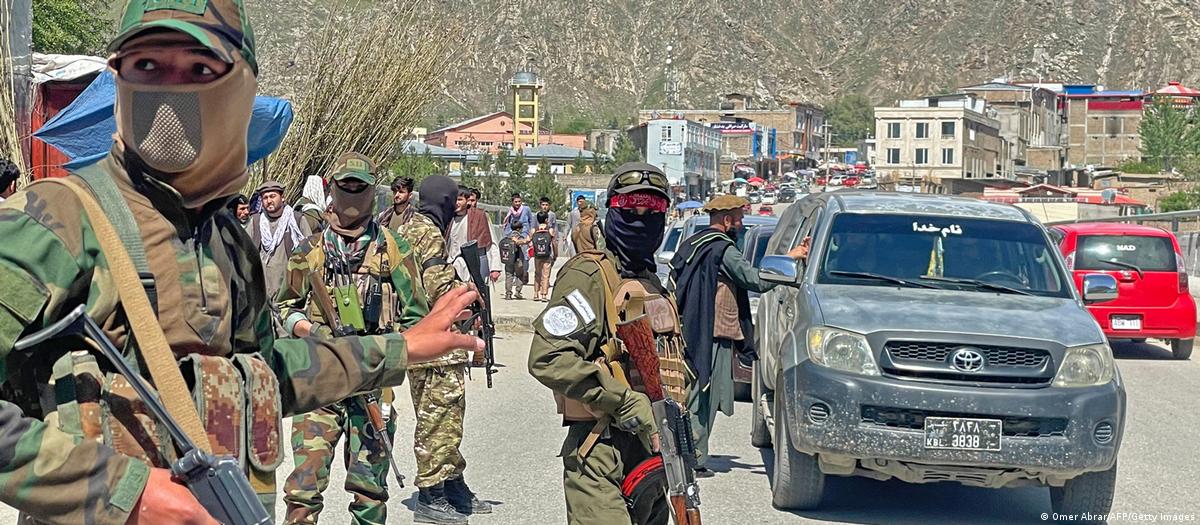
887, 342, 1049, 368
860, 406, 1068, 438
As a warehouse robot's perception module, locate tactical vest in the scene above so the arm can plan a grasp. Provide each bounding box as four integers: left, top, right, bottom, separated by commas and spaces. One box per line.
296, 226, 411, 335
555, 251, 690, 423
41, 168, 283, 500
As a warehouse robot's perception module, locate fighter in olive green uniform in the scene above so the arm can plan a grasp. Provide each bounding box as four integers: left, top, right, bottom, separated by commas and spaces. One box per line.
0, 5, 478, 525
278, 153, 421, 525
528, 164, 683, 525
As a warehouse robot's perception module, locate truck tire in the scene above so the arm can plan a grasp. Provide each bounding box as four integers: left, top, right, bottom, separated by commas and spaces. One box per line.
750, 361, 771, 448
1171, 339, 1194, 360
1049, 463, 1117, 523
771, 390, 824, 510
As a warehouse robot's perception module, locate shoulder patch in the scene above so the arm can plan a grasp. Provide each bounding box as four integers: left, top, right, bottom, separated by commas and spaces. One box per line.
542, 305, 580, 337
566, 289, 597, 324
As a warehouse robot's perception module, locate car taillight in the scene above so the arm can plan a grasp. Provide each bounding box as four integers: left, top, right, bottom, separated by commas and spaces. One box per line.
1064, 252, 1075, 272
1178, 253, 1189, 294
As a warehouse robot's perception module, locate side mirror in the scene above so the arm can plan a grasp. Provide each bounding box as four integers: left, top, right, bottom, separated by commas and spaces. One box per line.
656, 251, 675, 265
760, 255, 801, 286
1082, 274, 1119, 304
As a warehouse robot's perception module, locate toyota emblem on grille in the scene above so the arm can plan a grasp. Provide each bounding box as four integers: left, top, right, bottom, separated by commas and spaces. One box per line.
951, 347, 985, 372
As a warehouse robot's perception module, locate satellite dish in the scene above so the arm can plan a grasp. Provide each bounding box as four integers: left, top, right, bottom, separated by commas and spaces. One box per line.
1101, 188, 1117, 203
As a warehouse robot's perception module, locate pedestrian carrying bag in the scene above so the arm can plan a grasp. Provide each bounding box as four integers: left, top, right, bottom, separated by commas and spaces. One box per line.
499, 236, 517, 264
532, 230, 553, 258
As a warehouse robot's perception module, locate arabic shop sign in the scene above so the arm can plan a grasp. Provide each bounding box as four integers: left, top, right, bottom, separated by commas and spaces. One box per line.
709, 122, 754, 134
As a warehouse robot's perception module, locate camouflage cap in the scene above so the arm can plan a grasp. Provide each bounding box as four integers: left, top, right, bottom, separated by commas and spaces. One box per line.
329, 152, 377, 185
703, 194, 749, 212
608, 162, 670, 198
109, 0, 258, 74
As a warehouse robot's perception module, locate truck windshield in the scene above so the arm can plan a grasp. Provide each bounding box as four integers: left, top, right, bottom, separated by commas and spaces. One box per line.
817, 214, 1070, 298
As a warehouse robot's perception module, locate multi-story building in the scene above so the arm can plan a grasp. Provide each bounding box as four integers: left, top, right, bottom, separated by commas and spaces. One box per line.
1059, 85, 1144, 169
790, 102, 825, 166
639, 93, 805, 179
960, 81, 1063, 172
424, 111, 587, 154
628, 118, 722, 200
874, 94, 1011, 192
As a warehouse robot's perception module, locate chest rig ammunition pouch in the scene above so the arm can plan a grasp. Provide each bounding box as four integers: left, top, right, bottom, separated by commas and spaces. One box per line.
38, 176, 283, 492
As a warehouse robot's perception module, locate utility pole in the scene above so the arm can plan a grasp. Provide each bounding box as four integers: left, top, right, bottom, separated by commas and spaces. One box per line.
820, 121, 834, 167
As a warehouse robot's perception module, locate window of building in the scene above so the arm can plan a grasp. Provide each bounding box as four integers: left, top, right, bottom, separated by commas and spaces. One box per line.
887, 148, 901, 164
942, 148, 954, 164
941, 121, 955, 138
887, 122, 901, 139
968, 126, 976, 141
1106, 117, 1120, 137
915, 148, 929, 165
661, 126, 673, 141
916, 122, 929, 139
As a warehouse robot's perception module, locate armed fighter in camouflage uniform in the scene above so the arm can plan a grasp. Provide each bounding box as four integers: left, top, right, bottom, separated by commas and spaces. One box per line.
397, 175, 492, 524
278, 153, 424, 524
0, 4, 479, 525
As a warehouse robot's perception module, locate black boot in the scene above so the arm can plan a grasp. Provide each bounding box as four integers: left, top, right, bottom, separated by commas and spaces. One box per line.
445, 476, 493, 515
415, 484, 469, 524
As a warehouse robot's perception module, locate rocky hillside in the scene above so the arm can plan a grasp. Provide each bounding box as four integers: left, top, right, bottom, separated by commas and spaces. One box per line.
247, 0, 1200, 122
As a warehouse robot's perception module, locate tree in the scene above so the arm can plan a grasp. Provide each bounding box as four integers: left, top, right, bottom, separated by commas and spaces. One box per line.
604, 133, 642, 173
32, 0, 112, 55
571, 153, 589, 174
529, 160, 567, 215
1140, 100, 1200, 172
826, 94, 875, 147
506, 152, 529, 199
1158, 191, 1200, 212
390, 150, 442, 188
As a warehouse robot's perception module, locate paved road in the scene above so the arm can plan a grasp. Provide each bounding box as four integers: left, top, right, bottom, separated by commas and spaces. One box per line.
4, 334, 1191, 524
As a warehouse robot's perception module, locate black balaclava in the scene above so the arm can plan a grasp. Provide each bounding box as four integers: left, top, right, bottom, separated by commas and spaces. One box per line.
417, 175, 458, 232
603, 207, 666, 275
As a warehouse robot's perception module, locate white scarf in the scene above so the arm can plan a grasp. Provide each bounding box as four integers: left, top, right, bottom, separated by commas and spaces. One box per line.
259, 205, 306, 262
302, 175, 326, 208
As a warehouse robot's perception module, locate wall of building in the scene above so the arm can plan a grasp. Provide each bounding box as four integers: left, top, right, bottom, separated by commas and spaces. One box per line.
1064, 98, 1142, 168
426, 114, 587, 154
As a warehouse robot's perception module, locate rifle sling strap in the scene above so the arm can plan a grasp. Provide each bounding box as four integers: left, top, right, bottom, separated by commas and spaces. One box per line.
74, 165, 159, 315
577, 251, 628, 458
38, 176, 213, 454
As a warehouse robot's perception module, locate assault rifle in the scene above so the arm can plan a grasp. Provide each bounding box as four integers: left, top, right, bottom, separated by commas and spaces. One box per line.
15, 305, 271, 525
617, 315, 702, 525
459, 241, 496, 388
307, 264, 405, 487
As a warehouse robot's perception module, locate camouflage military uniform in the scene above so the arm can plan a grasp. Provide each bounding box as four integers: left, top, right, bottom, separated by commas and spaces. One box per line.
0, 154, 414, 525
397, 212, 468, 487
278, 216, 427, 524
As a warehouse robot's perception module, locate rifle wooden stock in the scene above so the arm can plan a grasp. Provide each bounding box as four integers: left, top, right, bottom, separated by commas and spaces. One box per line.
616, 316, 665, 402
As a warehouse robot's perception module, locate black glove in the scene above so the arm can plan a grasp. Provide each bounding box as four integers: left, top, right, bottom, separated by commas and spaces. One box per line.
615, 390, 658, 453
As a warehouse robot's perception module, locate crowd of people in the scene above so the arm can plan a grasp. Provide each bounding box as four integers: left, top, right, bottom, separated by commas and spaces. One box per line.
0, 2, 810, 524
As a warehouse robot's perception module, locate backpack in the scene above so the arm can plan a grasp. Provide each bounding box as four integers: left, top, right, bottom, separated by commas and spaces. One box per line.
532, 231, 553, 258
499, 236, 517, 264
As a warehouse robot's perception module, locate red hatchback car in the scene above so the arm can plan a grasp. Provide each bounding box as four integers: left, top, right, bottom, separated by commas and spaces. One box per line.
1051, 223, 1196, 359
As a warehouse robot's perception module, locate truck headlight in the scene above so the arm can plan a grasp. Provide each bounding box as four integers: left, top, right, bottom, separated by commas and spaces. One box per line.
1052, 343, 1115, 387
806, 327, 880, 376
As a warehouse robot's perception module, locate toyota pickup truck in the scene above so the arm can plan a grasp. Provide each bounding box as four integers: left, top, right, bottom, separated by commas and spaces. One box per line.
751, 192, 1125, 521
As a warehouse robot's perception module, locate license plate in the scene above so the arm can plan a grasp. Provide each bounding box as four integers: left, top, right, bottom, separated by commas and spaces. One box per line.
1111, 315, 1142, 330
924, 417, 1002, 451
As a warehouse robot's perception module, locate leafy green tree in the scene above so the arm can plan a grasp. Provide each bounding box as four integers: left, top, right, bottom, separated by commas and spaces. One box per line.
390, 150, 442, 188
826, 94, 875, 147
555, 114, 597, 134
1157, 191, 1200, 212
571, 153, 589, 174
32, 0, 112, 54
506, 152, 529, 199
1140, 100, 1200, 172
604, 133, 642, 173
529, 160, 567, 215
